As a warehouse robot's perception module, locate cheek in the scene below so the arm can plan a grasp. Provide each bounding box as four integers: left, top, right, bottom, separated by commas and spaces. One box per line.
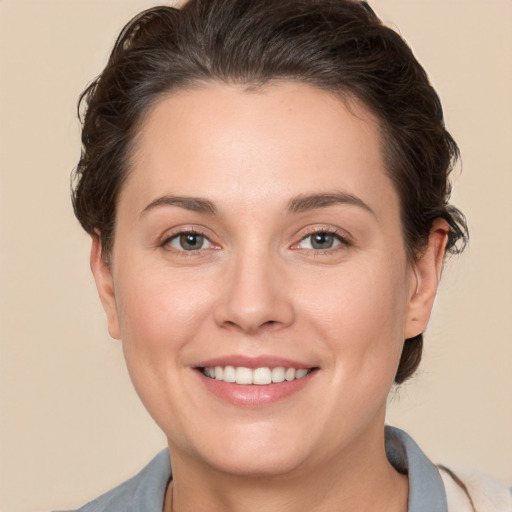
297, 258, 410, 372
112, 268, 218, 433
303, 258, 409, 321
114, 267, 216, 359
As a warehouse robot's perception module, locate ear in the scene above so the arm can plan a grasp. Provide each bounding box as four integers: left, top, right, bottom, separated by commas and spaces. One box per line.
405, 218, 450, 339
90, 236, 121, 340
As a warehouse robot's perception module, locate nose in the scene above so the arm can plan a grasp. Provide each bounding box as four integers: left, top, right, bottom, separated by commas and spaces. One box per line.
213, 249, 295, 334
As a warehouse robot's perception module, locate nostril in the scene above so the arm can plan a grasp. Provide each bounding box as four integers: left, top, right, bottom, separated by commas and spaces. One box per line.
220, 318, 281, 334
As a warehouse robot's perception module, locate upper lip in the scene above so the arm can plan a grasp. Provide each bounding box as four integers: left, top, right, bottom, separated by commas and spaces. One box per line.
194, 355, 314, 370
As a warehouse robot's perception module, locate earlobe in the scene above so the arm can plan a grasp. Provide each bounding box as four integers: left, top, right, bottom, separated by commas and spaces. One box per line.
405, 219, 450, 339
90, 236, 121, 340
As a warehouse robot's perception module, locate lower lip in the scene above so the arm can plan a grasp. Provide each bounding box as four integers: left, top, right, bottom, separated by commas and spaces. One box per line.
196, 370, 315, 408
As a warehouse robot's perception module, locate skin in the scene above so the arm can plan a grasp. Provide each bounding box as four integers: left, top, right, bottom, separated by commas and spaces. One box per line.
91, 82, 448, 512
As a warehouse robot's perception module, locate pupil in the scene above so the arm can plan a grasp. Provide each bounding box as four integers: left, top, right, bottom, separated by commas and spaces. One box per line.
312, 233, 333, 249
180, 233, 203, 250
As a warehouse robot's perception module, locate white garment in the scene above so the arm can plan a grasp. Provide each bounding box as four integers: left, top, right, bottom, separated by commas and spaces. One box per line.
440, 467, 512, 512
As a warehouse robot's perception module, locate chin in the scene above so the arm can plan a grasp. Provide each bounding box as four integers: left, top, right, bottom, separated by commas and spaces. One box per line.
205, 448, 308, 478
176, 422, 314, 478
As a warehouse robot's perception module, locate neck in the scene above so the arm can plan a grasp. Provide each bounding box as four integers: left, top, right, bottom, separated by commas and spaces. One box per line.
163, 427, 408, 512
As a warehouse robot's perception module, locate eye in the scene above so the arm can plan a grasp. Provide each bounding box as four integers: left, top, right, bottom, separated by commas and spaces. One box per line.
296, 230, 347, 251
164, 231, 214, 251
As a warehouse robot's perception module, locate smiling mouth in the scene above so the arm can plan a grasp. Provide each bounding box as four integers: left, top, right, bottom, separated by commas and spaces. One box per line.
199, 366, 314, 385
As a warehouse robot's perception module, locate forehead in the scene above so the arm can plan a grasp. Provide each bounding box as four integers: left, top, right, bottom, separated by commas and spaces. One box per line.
123, 82, 398, 217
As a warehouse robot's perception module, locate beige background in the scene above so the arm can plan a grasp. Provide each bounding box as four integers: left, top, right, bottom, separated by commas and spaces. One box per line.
1, 0, 511, 510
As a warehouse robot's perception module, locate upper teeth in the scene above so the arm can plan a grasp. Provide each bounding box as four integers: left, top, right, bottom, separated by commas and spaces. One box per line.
202, 366, 310, 385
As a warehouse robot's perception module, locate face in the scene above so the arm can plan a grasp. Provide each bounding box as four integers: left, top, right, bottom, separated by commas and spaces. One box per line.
92, 82, 444, 477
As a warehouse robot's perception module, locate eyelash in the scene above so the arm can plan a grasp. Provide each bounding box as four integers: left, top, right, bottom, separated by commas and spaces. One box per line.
160, 227, 351, 256
295, 228, 351, 253
161, 229, 216, 255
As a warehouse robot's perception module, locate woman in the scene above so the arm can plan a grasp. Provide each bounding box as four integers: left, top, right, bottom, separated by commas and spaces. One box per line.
68, 0, 509, 511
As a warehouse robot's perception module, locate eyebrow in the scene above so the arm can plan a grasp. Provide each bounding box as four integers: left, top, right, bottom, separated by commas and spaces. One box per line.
286, 192, 375, 216
139, 191, 374, 218
140, 196, 217, 217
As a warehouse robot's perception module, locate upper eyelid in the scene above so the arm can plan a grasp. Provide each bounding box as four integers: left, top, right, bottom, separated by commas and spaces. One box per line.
290, 228, 352, 252
298, 226, 351, 242
159, 229, 217, 252
161, 226, 214, 243
164, 228, 208, 240
302, 227, 344, 237
158, 225, 352, 250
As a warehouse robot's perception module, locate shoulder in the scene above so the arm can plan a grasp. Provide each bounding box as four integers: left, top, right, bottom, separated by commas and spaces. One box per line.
55, 449, 172, 512
439, 465, 512, 512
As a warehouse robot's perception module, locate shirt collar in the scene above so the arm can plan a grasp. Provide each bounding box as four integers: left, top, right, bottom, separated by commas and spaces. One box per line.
386, 426, 448, 512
